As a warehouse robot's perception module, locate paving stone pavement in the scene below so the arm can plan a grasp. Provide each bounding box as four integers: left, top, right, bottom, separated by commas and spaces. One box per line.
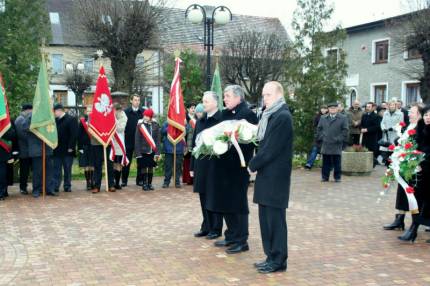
0, 166, 429, 286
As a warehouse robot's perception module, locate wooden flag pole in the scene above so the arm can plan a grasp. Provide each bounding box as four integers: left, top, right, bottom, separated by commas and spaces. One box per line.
103, 145, 109, 192
42, 142, 46, 200
173, 143, 176, 187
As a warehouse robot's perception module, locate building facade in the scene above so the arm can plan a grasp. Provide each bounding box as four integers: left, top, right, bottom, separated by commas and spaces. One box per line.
335, 15, 423, 107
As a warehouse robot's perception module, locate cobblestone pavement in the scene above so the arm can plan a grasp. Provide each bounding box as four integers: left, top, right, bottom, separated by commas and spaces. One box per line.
0, 167, 429, 286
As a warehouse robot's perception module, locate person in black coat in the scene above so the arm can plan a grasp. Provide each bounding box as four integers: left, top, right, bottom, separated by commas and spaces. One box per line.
190, 91, 223, 240
14, 103, 33, 194
52, 104, 78, 192
360, 102, 380, 167
122, 94, 144, 187
23, 113, 57, 198
248, 81, 293, 274
398, 105, 430, 243
206, 85, 258, 254
78, 106, 95, 191
0, 126, 16, 200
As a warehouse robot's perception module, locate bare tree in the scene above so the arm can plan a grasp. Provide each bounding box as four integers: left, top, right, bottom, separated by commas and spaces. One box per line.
75, 0, 165, 93
220, 31, 290, 103
387, 1, 430, 104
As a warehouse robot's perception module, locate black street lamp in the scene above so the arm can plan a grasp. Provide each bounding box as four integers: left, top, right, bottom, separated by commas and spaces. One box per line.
185, 4, 232, 90
65, 62, 92, 114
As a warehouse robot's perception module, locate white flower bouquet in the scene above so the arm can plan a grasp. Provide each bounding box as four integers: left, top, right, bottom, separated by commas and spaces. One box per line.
192, 119, 258, 166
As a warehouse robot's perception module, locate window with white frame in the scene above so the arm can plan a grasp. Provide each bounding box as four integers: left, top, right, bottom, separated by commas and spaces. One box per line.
49, 12, 60, 24
349, 89, 357, 107
326, 48, 339, 65
405, 83, 421, 105
373, 84, 387, 105
372, 39, 389, 64
51, 54, 64, 74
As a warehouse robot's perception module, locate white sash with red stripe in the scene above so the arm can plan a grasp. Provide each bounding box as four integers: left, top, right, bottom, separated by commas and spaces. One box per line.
109, 132, 129, 166
139, 123, 158, 153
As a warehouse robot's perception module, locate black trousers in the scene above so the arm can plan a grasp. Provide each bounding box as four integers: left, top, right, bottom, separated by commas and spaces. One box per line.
199, 192, 223, 234
224, 213, 248, 245
258, 204, 288, 267
19, 158, 32, 191
163, 153, 183, 185
92, 145, 114, 189
322, 154, 341, 180
122, 148, 142, 185
32, 156, 55, 196
0, 162, 7, 198
350, 134, 360, 145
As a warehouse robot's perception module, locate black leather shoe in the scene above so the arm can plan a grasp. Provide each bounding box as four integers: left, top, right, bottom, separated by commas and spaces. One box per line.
0, 197, 5, 201
206, 233, 221, 240
121, 182, 127, 187
226, 243, 249, 254
335, 179, 341, 183
162, 183, 169, 189
425, 228, 430, 232
194, 231, 209, 237
254, 261, 269, 269
214, 240, 234, 247
47, 192, 58, 196
321, 179, 329, 182
258, 263, 287, 274
175, 184, 182, 189
20, 189, 29, 195
64, 189, 72, 192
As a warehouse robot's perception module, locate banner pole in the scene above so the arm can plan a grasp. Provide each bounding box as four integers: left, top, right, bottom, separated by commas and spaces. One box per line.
104, 145, 109, 192
173, 143, 176, 187
42, 142, 46, 200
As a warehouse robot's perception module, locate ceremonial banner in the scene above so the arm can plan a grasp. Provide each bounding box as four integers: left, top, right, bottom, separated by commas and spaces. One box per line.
88, 66, 116, 146
30, 59, 58, 149
0, 74, 11, 138
211, 62, 223, 110
167, 57, 186, 145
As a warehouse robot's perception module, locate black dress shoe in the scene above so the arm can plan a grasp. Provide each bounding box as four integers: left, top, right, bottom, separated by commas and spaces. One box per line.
226, 243, 249, 254
254, 261, 269, 269
321, 179, 329, 182
121, 182, 127, 187
206, 233, 221, 240
194, 231, 209, 237
64, 189, 72, 192
258, 263, 287, 274
162, 183, 169, 189
335, 179, 341, 183
20, 189, 29, 195
47, 192, 58, 196
214, 240, 234, 247
54, 189, 59, 193
0, 197, 5, 201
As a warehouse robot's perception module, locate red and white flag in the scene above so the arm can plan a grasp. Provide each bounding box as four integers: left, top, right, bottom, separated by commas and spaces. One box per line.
139, 123, 157, 153
167, 57, 186, 145
109, 132, 129, 166
88, 66, 116, 146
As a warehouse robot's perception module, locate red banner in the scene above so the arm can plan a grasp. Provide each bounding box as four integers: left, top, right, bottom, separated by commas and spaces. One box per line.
88, 66, 116, 146
167, 58, 186, 145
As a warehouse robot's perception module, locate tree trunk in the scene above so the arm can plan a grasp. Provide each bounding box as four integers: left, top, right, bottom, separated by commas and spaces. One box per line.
421, 52, 430, 104
110, 55, 136, 94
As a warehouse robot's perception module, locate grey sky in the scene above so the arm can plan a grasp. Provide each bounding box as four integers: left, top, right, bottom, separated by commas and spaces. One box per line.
171, 0, 413, 36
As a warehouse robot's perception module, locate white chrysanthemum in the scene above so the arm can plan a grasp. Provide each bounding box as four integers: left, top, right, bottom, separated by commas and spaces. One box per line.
202, 132, 216, 146
213, 140, 228, 155
239, 127, 254, 141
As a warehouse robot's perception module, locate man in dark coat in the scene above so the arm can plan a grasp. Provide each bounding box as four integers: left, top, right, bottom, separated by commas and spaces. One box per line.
316, 102, 349, 182
0, 127, 16, 200
361, 102, 380, 167
207, 85, 258, 254
14, 103, 33, 194
190, 91, 223, 240
52, 104, 78, 192
23, 113, 57, 198
248, 81, 293, 274
122, 94, 144, 187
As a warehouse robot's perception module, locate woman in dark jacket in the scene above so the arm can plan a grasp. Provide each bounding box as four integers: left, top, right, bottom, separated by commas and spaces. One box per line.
384, 104, 422, 231
398, 105, 430, 242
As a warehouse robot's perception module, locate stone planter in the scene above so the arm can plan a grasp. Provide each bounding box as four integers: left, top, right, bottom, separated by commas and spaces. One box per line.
341, 151, 373, 176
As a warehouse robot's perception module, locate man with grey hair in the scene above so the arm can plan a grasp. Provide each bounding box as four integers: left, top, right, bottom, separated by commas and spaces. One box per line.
190, 91, 223, 240
206, 85, 258, 254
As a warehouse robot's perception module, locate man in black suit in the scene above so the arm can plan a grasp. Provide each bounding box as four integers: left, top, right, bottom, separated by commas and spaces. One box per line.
248, 81, 293, 274
52, 104, 78, 192
361, 102, 380, 167
206, 85, 258, 254
15, 103, 33, 195
122, 94, 144, 187
0, 127, 15, 200
190, 91, 223, 240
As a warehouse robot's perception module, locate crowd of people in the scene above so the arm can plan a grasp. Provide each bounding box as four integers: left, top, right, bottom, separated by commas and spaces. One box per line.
1, 83, 429, 272
0, 82, 293, 273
